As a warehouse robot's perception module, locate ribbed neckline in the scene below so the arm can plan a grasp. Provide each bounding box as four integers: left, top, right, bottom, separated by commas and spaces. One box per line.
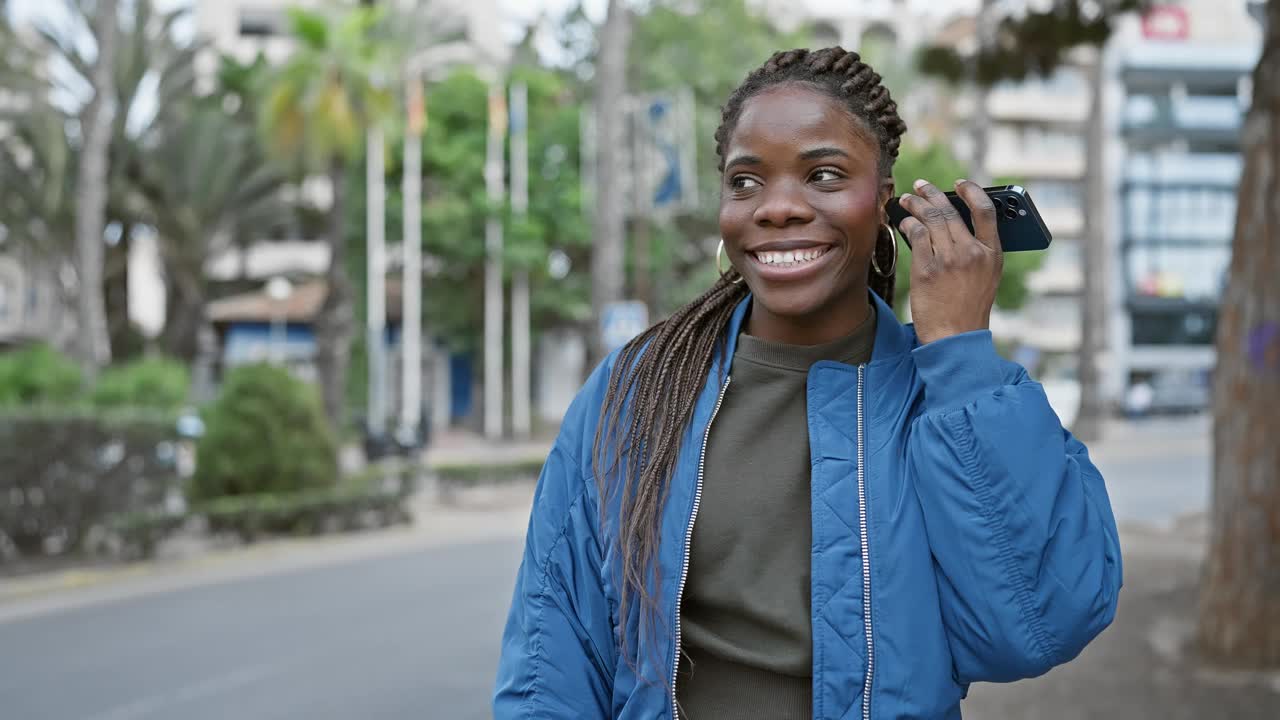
734, 307, 877, 372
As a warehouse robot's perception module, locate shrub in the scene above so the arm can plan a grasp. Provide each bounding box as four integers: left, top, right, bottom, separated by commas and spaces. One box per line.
91, 356, 190, 411
0, 408, 179, 557
0, 344, 82, 406
191, 363, 338, 502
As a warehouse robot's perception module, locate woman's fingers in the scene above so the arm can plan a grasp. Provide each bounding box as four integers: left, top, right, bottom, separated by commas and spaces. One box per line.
912, 179, 970, 244
900, 216, 933, 263
953, 179, 1000, 251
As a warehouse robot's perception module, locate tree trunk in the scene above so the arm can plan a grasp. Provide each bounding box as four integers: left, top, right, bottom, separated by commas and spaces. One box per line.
967, 0, 996, 186
74, 0, 118, 379
589, 0, 631, 364
1073, 51, 1109, 442
104, 222, 133, 360
158, 274, 206, 364
315, 161, 356, 436
1197, 0, 1280, 669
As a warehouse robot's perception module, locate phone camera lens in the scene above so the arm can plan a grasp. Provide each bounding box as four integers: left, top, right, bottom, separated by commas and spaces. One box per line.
1004, 196, 1021, 210
1003, 206, 1019, 220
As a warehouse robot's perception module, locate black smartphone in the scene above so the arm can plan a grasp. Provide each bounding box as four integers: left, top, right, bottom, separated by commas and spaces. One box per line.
884, 184, 1052, 253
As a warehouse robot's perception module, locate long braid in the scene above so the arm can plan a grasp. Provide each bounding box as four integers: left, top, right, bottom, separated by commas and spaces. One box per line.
593, 47, 906, 682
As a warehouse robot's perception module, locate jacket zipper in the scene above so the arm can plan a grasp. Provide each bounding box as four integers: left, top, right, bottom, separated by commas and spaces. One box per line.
670, 375, 731, 719
858, 364, 875, 720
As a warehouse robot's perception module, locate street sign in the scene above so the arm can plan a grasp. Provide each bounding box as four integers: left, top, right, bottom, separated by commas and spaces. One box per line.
601, 300, 650, 353
628, 89, 698, 217
580, 88, 698, 220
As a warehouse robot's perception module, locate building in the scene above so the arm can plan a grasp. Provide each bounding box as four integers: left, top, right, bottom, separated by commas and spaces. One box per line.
923, 10, 1093, 385
1104, 0, 1261, 412
194, 0, 506, 81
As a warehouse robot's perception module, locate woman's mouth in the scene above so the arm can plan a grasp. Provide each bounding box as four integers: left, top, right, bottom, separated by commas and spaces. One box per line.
748, 245, 835, 280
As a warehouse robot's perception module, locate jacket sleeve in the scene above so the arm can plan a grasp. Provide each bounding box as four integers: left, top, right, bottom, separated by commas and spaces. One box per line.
493, 439, 615, 718
906, 330, 1123, 684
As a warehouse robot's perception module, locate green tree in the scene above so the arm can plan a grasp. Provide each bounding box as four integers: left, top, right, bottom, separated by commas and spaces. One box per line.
130, 100, 291, 362
338, 65, 589, 358
1, 1, 216, 362
259, 5, 395, 432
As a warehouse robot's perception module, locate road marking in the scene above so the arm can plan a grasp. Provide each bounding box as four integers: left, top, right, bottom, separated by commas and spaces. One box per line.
80, 662, 283, 720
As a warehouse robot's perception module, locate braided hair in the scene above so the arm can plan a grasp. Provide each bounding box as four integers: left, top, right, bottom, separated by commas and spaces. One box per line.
592, 47, 908, 679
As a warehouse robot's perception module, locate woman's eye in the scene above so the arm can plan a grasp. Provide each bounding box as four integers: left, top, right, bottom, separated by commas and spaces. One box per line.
811, 168, 844, 183
730, 175, 761, 190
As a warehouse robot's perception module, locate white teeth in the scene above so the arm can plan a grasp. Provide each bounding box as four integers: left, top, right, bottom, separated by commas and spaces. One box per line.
755, 247, 827, 266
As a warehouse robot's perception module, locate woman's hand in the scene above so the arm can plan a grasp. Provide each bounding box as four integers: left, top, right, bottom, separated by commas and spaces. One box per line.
898, 178, 1004, 345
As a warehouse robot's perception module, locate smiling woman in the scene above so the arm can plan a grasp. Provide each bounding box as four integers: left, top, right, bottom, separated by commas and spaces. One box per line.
495, 47, 1122, 720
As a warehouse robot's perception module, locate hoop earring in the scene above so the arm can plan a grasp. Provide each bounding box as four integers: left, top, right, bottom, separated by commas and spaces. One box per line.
717, 239, 743, 284
872, 224, 897, 277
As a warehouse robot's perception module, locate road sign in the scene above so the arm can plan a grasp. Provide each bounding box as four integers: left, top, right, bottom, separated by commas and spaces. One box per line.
601, 301, 650, 353
629, 89, 698, 217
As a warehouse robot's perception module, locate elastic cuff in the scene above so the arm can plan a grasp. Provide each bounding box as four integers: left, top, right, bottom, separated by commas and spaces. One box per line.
911, 330, 1009, 410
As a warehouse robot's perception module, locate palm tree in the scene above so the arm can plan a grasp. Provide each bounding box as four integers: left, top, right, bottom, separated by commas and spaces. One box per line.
130, 101, 291, 362
259, 5, 395, 432
4, 0, 203, 361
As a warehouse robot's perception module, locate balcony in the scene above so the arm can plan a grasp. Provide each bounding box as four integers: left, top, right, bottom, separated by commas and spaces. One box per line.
1122, 95, 1245, 144
986, 148, 1085, 180
986, 87, 1089, 124
1038, 205, 1085, 239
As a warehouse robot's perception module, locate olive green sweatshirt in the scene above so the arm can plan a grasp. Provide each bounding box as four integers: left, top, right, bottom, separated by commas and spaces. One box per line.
676, 308, 877, 720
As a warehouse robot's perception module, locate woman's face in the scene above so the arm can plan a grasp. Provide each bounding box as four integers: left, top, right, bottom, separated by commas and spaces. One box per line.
718, 83, 893, 338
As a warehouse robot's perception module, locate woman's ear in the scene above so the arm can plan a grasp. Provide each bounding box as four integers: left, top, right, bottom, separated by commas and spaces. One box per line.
879, 176, 897, 224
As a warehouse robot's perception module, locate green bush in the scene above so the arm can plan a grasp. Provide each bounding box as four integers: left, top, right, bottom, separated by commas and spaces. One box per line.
0, 344, 82, 406
191, 363, 338, 502
91, 356, 190, 411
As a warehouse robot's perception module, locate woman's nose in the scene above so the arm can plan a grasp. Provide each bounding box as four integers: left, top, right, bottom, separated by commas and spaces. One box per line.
752, 179, 815, 228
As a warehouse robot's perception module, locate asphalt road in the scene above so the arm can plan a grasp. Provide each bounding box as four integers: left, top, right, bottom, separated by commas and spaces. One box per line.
0, 538, 523, 720
0, 416, 1214, 720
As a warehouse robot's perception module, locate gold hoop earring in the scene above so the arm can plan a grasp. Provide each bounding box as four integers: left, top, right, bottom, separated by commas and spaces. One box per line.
872, 224, 897, 278
717, 239, 743, 284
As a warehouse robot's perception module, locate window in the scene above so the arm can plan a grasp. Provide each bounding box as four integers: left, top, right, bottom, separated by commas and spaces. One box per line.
239, 8, 284, 37
1130, 303, 1217, 346
1032, 180, 1084, 209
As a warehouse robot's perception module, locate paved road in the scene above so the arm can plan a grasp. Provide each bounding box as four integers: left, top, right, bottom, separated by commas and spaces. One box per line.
0, 539, 523, 720
0, 416, 1214, 719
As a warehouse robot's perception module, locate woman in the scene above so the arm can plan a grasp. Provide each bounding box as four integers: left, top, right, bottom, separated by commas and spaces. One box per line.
494, 47, 1121, 720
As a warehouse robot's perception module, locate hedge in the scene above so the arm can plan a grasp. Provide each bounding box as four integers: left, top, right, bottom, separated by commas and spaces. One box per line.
0, 408, 179, 559
109, 465, 420, 558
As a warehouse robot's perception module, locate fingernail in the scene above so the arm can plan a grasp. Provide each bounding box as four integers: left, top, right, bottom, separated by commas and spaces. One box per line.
955, 178, 968, 185
913, 179, 927, 190
900, 192, 912, 202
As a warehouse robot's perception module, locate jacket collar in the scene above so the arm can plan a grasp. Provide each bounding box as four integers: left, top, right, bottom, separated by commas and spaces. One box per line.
720, 290, 916, 373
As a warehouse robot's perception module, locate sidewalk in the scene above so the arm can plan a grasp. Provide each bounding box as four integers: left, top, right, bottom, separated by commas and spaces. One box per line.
426, 428, 553, 467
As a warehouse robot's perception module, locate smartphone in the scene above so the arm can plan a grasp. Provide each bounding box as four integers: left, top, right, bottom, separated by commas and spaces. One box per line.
884, 184, 1052, 253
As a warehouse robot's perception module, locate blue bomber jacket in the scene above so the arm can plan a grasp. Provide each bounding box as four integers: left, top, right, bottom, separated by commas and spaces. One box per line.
494, 292, 1122, 719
